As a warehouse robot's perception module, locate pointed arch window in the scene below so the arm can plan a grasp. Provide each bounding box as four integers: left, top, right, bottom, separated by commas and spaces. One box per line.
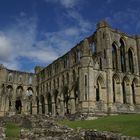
112, 43, 118, 70
73, 70, 76, 82
128, 49, 134, 73
96, 81, 100, 101
132, 81, 136, 104
8, 74, 13, 82
66, 73, 69, 85
112, 78, 116, 103
120, 39, 126, 72
122, 80, 126, 104
99, 58, 102, 70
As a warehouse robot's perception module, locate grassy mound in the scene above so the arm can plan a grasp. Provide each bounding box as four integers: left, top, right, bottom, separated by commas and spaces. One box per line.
5, 122, 21, 140
59, 114, 140, 138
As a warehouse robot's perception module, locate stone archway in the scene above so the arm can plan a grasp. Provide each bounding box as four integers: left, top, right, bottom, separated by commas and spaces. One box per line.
16, 86, 23, 114
47, 92, 52, 114
6, 85, 13, 112
62, 86, 69, 114
36, 96, 39, 114
53, 89, 59, 115
40, 95, 45, 114
15, 97, 22, 114
26, 87, 33, 114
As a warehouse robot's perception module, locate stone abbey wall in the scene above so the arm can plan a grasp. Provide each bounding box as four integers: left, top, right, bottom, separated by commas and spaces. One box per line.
0, 20, 140, 116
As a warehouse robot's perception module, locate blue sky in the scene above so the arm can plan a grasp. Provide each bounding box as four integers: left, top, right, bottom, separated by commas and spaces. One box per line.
0, 0, 140, 72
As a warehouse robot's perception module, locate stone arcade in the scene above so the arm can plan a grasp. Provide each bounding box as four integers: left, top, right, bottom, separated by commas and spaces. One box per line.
0, 20, 140, 116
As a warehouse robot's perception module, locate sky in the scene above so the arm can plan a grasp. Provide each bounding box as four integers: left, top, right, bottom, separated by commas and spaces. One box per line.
0, 0, 140, 72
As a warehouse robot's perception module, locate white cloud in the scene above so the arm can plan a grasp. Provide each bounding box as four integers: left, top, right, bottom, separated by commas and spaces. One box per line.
0, 0, 93, 71
45, 0, 80, 8
0, 16, 60, 70
65, 10, 92, 33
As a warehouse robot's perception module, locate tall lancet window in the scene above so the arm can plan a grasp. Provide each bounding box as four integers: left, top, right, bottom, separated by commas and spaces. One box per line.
128, 48, 134, 73
112, 43, 118, 70
120, 39, 126, 72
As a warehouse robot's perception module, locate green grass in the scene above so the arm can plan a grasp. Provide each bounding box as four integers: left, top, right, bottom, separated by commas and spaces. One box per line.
58, 114, 140, 138
5, 122, 21, 140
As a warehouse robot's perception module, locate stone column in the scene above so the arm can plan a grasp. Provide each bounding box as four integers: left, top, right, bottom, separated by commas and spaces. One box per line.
124, 83, 132, 105
116, 83, 122, 104
45, 98, 48, 115
10, 99, 16, 115
51, 96, 56, 116
39, 100, 42, 114
135, 84, 140, 104
32, 104, 37, 115
70, 90, 76, 114
60, 99, 64, 116
106, 70, 113, 108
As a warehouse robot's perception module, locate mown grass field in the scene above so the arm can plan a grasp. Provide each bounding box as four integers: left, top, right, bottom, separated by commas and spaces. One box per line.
5, 122, 21, 140
58, 114, 140, 138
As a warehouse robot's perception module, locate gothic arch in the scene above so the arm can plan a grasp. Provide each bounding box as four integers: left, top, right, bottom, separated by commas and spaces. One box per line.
40, 95, 45, 114
128, 48, 134, 73
16, 86, 23, 99
113, 73, 120, 83
72, 69, 76, 82
36, 96, 39, 114
95, 74, 105, 102
120, 38, 126, 72
123, 76, 130, 85
132, 77, 139, 85
120, 37, 127, 46
18, 75, 22, 83
96, 74, 105, 88
112, 43, 118, 70
66, 73, 69, 85
122, 76, 130, 104
131, 78, 139, 104
47, 92, 52, 114
8, 73, 13, 82
53, 89, 59, 114
112, 74, 121, 103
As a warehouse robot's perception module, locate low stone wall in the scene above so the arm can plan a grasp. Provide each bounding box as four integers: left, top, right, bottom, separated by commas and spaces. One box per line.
84, 130, 140, 140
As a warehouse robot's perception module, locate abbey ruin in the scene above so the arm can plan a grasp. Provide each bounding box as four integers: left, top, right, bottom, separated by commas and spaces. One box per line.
0, 21, 140, 116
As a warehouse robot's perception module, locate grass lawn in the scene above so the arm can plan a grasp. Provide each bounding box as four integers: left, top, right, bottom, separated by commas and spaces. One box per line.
5, 122, 21, 140
58, 114, 140, 138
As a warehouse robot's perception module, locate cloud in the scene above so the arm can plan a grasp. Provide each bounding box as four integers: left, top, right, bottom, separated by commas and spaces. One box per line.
0, 0, 93, 72
45, 0, 80, 8
65, 10, 92, 33
106, 8, 140, 34
0, 16, 59, 71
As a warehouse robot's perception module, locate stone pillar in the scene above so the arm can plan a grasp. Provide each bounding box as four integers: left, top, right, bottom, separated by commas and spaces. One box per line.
51, 94, 55, 116
125, 83, 132, 105
45, 98, 48, 115
106, 70, 113, 108
5, 96, 9, 113
116, 83, 122, 104
10, 99, 16, 115
32, 105, 37, 115
52, 102, 56, 116
39, 102, 42, 114
135, 84, 140, 105
60, 100, 64, 116
128, 85, 133, 105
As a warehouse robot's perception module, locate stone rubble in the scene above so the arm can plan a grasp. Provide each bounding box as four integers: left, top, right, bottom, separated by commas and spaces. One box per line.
0, 115, 140, 140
